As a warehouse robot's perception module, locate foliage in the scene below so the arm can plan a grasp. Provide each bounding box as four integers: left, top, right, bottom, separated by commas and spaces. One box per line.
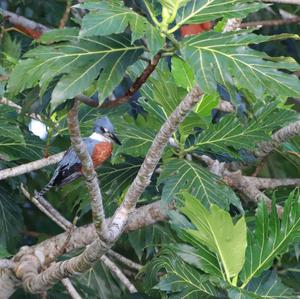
0, 0, 300, 298
147, 191, 300, 298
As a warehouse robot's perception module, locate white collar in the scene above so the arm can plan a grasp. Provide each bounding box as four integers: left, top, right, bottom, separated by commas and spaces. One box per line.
89, 132, 112, 143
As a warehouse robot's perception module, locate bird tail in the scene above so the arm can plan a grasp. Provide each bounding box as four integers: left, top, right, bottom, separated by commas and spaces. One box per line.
37, 169, 60, 197
37, 179, 55, 197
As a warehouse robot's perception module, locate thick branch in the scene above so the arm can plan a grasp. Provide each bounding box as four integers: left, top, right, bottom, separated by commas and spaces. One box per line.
255, 120, 300, 159
12, 200, 166, 294
107, 86, 203, 241
11, 83, 200, 294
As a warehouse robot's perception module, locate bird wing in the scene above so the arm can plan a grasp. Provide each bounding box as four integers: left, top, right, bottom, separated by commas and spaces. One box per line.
53, 138, 99, 187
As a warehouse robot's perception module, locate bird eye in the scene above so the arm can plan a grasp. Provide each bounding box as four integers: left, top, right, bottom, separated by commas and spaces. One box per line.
100, 127, 105, 132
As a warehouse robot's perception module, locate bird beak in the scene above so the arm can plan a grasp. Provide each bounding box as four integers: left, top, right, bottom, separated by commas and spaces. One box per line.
109, 133, 122, 145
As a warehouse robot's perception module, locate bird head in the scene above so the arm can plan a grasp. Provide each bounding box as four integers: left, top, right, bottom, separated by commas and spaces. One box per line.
93, 117, 121, 145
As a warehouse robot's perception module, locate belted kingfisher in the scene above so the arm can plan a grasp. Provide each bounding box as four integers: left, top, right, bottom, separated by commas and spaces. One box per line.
38, 116, 121, 196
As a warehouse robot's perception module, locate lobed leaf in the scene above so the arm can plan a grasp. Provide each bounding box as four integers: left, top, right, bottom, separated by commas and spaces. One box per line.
240, 190, 300, 287
8, 33, 143, 110
79, 1, 164, 54
182, 31, 300, 99
158, 158, 242, 210
180, 192, 247, 281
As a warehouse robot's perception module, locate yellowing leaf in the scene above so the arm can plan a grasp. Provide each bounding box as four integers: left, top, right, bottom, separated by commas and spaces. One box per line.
180, 192, 247, 281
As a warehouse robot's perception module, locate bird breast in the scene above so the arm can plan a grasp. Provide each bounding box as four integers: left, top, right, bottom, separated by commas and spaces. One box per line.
91, 142, 113, 167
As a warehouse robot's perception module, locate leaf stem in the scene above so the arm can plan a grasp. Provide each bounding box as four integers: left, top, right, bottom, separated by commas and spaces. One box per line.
144, 0, 161, 27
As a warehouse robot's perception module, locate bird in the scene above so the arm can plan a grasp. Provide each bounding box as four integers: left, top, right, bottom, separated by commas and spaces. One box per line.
38, 116, 121, 196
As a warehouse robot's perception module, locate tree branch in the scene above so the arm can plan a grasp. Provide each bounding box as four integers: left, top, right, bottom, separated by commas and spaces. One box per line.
67, 100, 108, 238
101, 255, 137, 293
11, 85, 202, 294
0, 152, 64, 181
263, 0, 300, 4
255, 120, 300, 159
75, 52, 162, 109
21, 184, 72, 231
240, 17, 300, 28
59, 0, 72, 29
61, 278, 82, 299
0, 9, 48, 39
243, 176, 300, 189
0, 97, 43, 121
107, 250, 142, 271
107, 86, 204, 241
10, 200, 167, 295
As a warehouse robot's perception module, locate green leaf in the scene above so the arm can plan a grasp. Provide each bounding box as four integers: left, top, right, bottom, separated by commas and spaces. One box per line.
0, 186, 23, 252
172, 0, 265, 32
147, 248, 221, 298
38, 28, 79, 43
192, 103, 297, 156
167, 243, 223, 279
240, 190, 300, 287
8, 33, 143, 110
180, 192, 247, 281
158, 158, 242, 210
195, 92, 220, 117
114, 118, 156, 157
171, 56, 195, 91
73, 261, 124, 299
160, 0, 190, 11
79, 1, 164, 54
182, 31, 300, 99
228, 271, 297, 299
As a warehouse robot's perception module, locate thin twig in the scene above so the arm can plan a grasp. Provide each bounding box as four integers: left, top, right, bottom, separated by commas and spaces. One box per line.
0, 8, 48, 39
61, 278, 82, 299
101, 256, 137, 293
107, 250, 142, 271
0, 97, 43, 121
21, 184, 71, 231
59, 0, 72, 29
263, 0, 300, 4
75, 52, 162, 109
240, 17, 300, 28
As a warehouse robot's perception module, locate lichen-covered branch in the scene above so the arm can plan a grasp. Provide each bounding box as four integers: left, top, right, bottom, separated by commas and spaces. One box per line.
67, 100, 108, 238
107, 86, 203, 241
255, 120, 300, 159
61, 278, 82, 299
7, 200, 167, 295
6, 85, 202, 295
